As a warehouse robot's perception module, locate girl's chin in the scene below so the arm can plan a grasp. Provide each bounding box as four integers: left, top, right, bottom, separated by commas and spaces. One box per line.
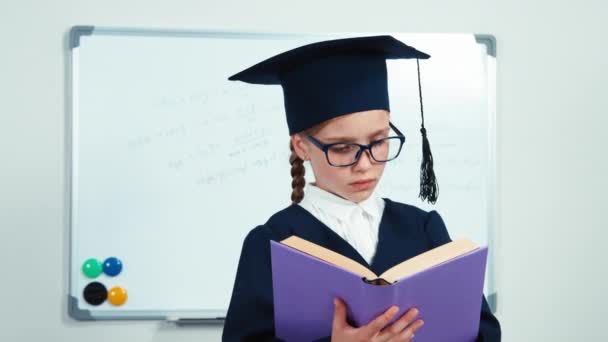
347, 189, 374, 203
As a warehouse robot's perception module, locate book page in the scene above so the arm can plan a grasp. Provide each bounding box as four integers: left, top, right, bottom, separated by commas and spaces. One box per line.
379, 239, 479, 283
280, 236, 378, 281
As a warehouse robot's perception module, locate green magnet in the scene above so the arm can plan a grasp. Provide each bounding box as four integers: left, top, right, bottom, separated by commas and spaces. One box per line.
82, 258, 103, 278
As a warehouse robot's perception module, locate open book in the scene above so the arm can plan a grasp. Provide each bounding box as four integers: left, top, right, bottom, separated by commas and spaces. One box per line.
270, 235, 488, 342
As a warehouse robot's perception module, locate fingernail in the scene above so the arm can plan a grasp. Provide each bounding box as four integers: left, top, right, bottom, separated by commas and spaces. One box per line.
390, 306, 399, 314
334, 298, 338, 306
411, 333, 415, 339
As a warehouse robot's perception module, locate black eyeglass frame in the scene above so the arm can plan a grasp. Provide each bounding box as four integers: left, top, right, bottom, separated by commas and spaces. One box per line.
305, 121, 406, 167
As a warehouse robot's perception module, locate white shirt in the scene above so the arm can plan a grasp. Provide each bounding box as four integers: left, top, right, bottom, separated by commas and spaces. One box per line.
298, 183, 386, 265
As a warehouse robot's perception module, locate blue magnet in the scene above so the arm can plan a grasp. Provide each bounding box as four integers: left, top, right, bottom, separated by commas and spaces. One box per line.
103, 257, 123, 277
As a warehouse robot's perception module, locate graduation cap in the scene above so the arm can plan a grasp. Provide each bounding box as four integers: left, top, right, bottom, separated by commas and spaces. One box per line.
228, 35, 438, 204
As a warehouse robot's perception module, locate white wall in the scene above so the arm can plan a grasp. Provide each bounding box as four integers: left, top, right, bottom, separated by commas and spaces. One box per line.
1, 1, 606, 341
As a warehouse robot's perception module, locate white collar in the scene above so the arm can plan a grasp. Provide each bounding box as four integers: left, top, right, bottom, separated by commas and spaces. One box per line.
301, 183, 384, 221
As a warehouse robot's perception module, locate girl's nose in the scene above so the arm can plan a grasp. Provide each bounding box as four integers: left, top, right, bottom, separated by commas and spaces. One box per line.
353, 149, 374, 170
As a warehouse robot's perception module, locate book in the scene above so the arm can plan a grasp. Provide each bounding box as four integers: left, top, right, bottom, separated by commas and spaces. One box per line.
270, 236, 488, 342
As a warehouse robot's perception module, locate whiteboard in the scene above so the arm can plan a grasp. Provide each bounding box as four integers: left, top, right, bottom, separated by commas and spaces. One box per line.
67, 26, 497, 321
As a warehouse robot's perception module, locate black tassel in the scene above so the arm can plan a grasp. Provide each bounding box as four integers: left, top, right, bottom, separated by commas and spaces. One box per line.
416, 59, 438, 204
419, 127, 438, 204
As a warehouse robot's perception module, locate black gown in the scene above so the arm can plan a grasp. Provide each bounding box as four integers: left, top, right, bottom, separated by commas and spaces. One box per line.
222, 198, 501, 341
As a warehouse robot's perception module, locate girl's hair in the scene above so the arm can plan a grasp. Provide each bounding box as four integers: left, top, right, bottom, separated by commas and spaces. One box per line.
289, 141, 306, 204
289, 120, 330, 204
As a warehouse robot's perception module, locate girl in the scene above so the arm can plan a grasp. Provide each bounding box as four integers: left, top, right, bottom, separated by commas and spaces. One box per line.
222, 35, 501, 342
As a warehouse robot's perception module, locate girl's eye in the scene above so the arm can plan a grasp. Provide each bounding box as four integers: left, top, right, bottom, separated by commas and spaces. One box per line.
329, 145, 356, 154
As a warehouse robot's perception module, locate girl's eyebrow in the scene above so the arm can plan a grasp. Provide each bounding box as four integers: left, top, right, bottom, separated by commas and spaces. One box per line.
321, 127, 390, 142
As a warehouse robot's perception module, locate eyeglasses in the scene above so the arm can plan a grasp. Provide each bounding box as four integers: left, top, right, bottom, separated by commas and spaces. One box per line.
305, 122, 406, 167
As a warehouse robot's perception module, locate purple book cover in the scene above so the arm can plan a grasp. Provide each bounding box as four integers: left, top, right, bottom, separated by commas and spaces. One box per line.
270, 240, 488, 342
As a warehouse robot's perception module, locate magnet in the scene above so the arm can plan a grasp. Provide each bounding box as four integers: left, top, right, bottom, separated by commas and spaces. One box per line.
107, 286, 128, 306
82, 258, 103, 278
83, 282, 107, 306
103, 257, 123, 277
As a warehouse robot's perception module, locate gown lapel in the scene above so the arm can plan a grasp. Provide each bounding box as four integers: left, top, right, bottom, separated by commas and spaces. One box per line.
370, 198, 428, 277
369, 198, 402, 275
288, 204, 372, 270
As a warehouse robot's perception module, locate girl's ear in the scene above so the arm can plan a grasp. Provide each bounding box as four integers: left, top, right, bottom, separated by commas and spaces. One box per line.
291, 134, 310, 161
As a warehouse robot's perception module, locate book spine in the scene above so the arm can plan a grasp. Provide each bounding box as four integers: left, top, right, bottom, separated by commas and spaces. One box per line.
347, 280, 398, 327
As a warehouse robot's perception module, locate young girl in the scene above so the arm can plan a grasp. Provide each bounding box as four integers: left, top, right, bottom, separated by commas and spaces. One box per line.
222, 35, 501, 342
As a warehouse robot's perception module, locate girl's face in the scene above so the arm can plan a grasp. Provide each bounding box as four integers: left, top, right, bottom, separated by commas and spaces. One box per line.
292, 109, 390, 203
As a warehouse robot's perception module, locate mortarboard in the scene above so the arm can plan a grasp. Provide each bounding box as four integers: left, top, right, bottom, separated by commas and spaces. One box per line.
228, 35, 439, 203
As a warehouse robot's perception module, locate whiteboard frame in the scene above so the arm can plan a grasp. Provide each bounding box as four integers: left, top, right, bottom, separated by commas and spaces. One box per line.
66, 26, 497, 322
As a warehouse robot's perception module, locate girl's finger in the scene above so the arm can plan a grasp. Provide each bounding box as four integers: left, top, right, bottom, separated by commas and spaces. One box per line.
402, 320, 424, 340
360, 305, 400, 340
383, 308, 419, 335
331, 298, 348, 331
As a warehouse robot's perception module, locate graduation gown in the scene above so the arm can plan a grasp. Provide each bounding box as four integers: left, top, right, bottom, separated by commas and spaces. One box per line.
222, 198, 501, 341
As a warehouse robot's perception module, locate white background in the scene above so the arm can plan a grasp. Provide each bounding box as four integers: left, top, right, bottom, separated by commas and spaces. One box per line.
1, 1, 606, 341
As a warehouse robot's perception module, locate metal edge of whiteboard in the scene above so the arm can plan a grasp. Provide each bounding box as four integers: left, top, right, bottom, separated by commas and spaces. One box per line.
65, 25, 321, 41
173, 317, 226, 326
68, 296, 172, 321
474, 34, 497, 57
487, 292, 498, 314
68, 295, 95, 320
70, 26, 94, 49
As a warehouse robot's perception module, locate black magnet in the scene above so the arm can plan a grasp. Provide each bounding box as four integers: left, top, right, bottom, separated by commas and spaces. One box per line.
83, 281, 107, 306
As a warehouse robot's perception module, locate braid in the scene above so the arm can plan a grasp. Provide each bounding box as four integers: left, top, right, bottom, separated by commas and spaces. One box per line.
289, 140, 306, 204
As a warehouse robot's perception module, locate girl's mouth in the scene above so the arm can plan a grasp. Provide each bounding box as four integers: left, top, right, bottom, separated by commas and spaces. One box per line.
350, 179, 375, 190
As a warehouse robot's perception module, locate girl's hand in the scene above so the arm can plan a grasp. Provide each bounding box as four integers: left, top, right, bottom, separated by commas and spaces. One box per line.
330, 298, 424, 342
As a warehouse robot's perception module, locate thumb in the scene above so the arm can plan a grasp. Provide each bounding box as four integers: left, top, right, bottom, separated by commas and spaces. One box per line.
332, 298, 347, 330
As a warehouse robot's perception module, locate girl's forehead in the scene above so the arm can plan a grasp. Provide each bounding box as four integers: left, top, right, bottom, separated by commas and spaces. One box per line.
316, 110, 390, 138
321, 110, 389, 129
